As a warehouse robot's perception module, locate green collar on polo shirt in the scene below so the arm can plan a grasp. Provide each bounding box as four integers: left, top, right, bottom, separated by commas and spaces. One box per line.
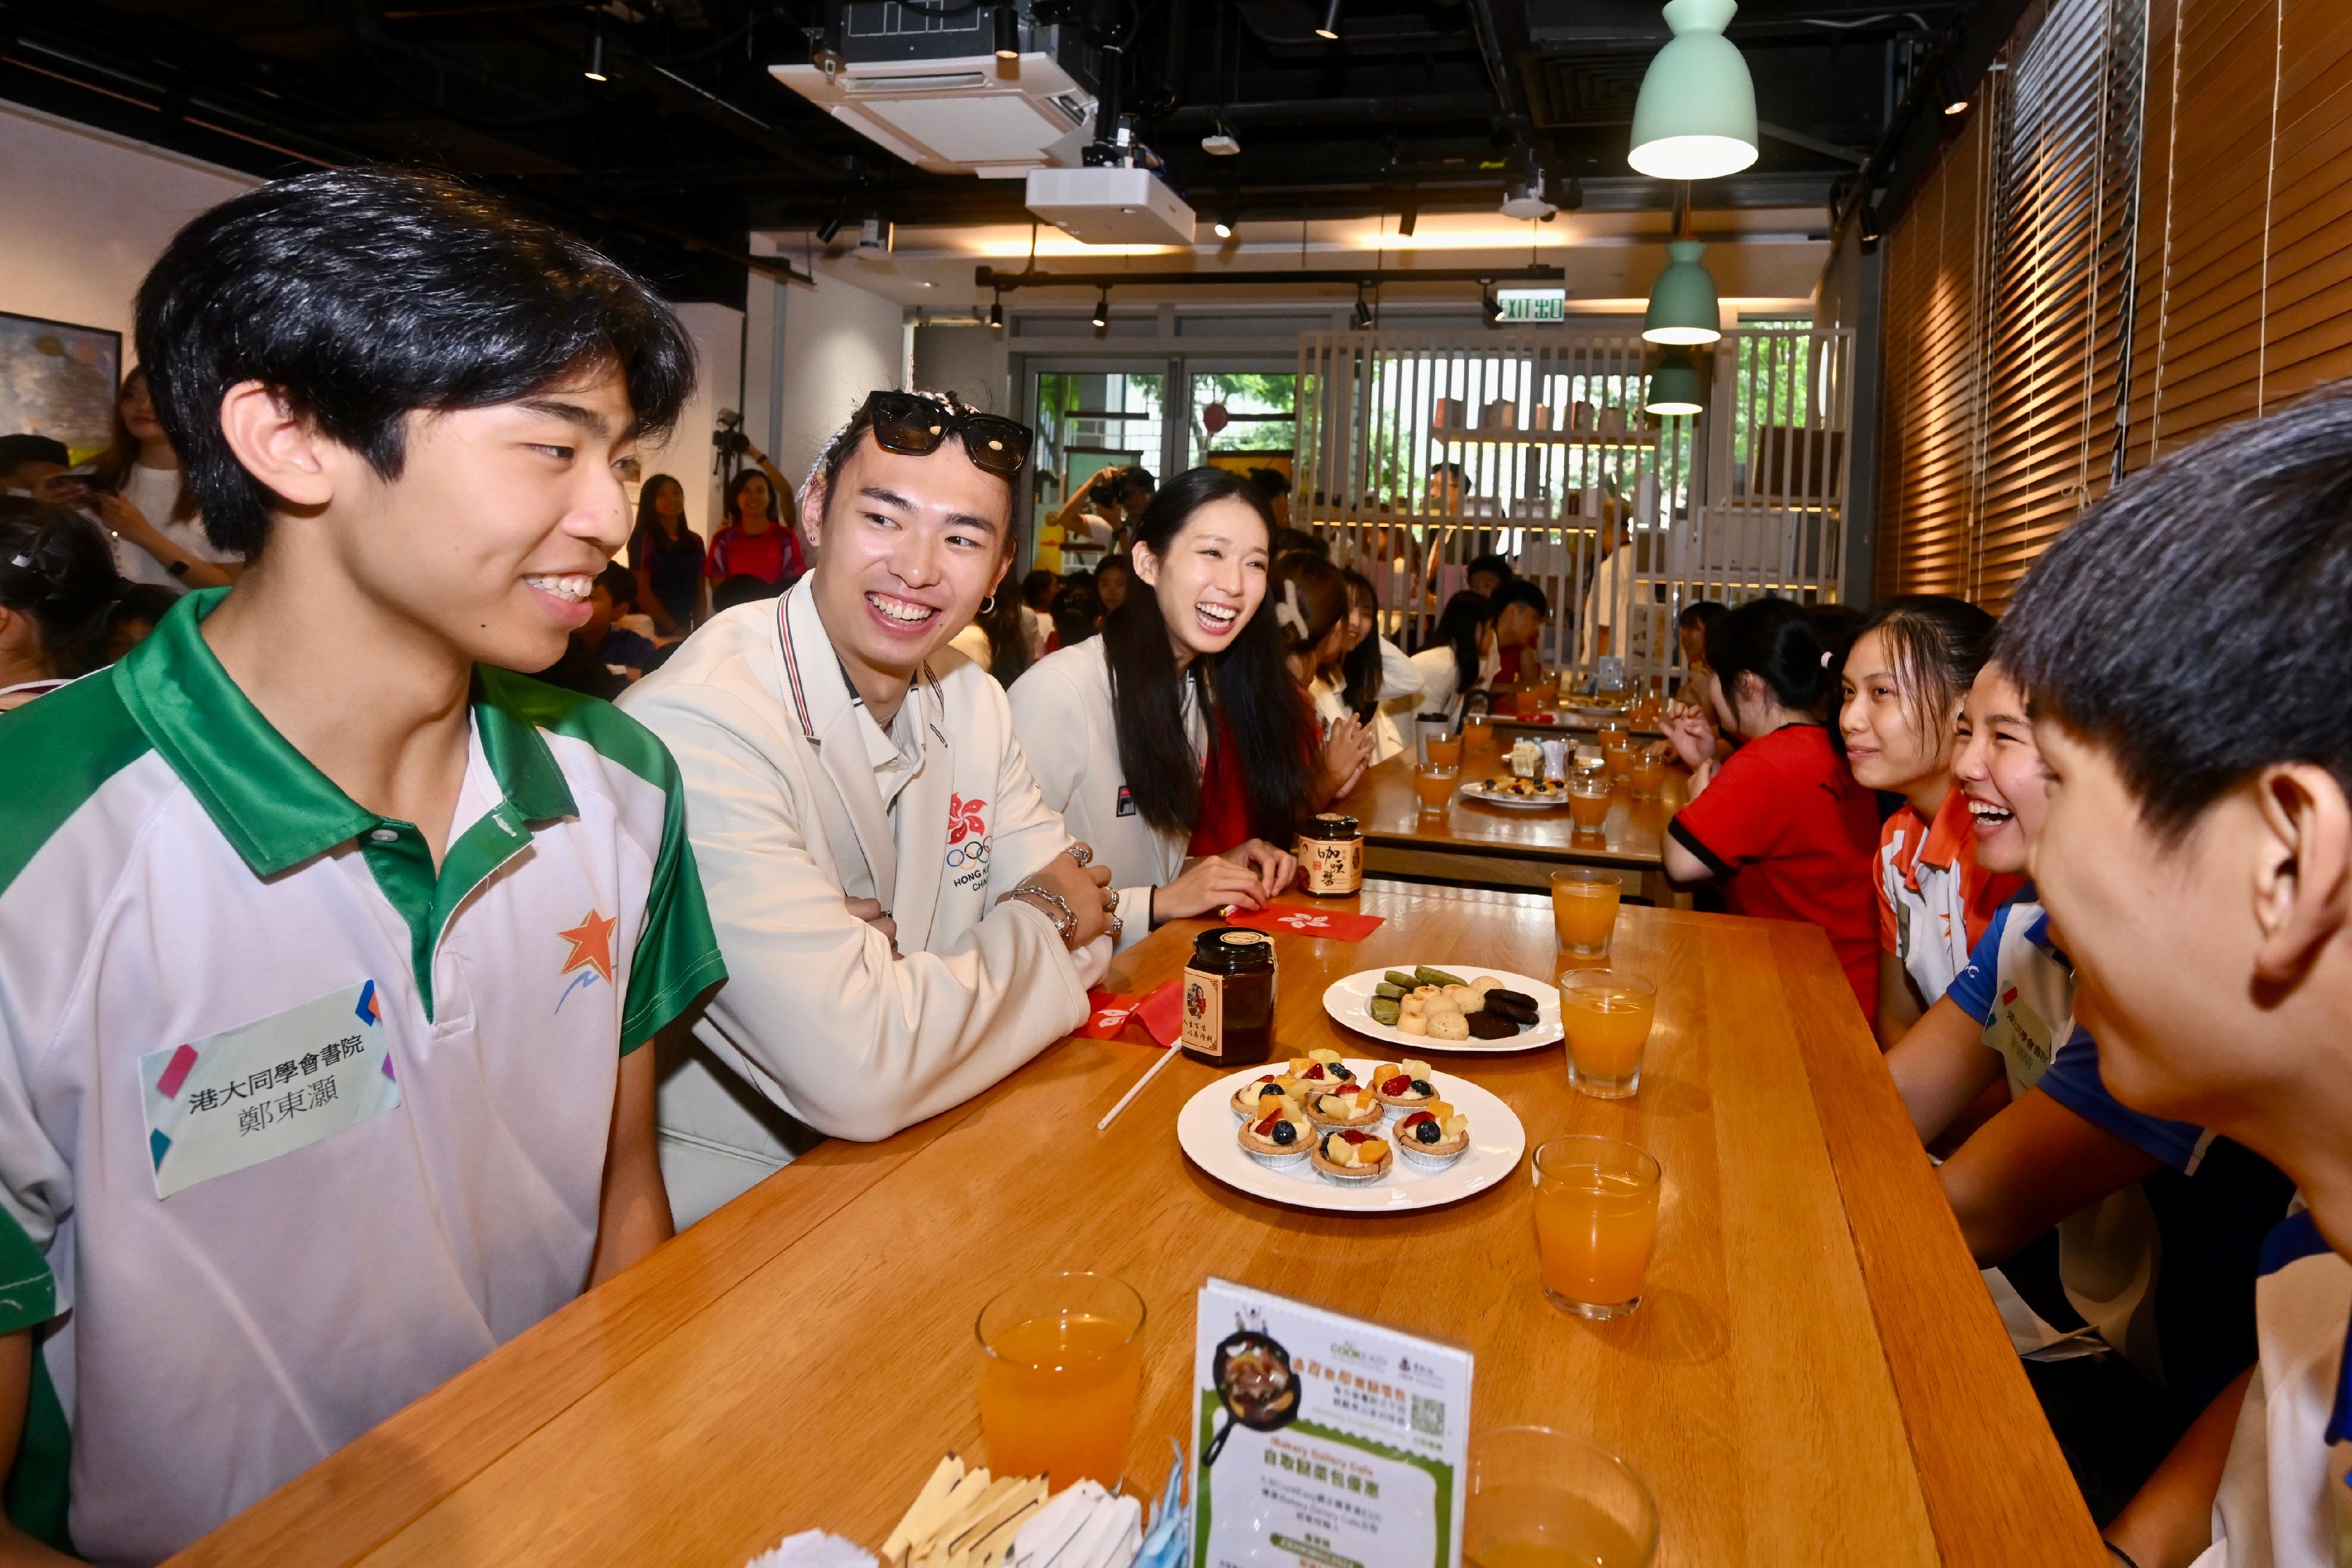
115, 587, 577, 877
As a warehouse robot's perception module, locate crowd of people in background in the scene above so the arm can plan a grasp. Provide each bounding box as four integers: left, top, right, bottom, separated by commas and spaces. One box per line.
4, 164, 2350, 1568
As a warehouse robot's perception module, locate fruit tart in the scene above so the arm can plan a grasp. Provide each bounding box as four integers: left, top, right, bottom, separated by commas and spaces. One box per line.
1394, 1102, 1471, 1170
1369, 1061, 1438, 1115
1303, 1084, 1383, 1130
1286, 1048, 1358, 1089
1230, 1072, 1301, 1119
1309, 1127, 1394, 1184
1237, 1099, 1315, 1169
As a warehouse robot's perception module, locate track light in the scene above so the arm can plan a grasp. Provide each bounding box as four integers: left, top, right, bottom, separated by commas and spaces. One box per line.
1398, 195, 1418, 238
1628, 0, 1758, 181
1352, 287, 1374, 331
1315, 0, 1342, 41
583, 23, 607, 83
1559, 178, 1584, 212
993, 2, 1021, 61
816, 212, 846, 245
1937, 62, 1967, 115
989, 293, 1004, 329
1480, 280, 1502, 326
1211, 213, 1235, 240
1091, 289, 1109, 329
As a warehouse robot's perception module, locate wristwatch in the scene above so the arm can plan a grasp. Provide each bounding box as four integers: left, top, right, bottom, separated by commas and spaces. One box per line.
1003, 883, 1077, 942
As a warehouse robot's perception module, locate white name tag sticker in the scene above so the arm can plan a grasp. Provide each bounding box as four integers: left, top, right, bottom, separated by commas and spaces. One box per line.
139, 979, 403, 1200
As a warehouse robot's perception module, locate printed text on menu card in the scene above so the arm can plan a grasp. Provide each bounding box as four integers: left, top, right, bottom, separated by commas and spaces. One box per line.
1192, 1278, 1472, 1568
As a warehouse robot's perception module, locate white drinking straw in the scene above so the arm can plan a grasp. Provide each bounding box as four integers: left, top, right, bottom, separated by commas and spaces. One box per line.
1097, 1048, 1180, 1131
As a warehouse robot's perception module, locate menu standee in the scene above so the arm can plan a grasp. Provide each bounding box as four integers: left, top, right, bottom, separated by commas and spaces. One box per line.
1191, 1279, 1472, 1568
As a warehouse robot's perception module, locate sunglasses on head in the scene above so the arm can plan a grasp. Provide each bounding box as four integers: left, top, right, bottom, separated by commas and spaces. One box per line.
860, 391, 1033, 481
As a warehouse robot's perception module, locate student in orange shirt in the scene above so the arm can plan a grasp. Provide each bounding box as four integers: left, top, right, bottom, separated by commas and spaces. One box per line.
1841, 596, 2025, 1047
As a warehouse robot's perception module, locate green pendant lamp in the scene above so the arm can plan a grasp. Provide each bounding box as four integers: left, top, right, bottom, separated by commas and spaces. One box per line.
1643, 240, 1721, 345
1645, 349, 1706, 416
1629, 0, 1759, 181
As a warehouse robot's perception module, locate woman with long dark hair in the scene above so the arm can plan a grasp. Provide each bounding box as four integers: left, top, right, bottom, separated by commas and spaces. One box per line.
1391, 589, 1498, 731
1010, 467, 1307, 943
1318, 567, 1418, 762
1276, 553, 1376, 802
628, 473, 704, 634
0, 504, 121, 711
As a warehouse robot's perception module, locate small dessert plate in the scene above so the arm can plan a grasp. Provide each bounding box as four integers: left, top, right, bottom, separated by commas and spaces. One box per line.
1322, 968, 1562, 1055
1178, 1059, 1525, 1214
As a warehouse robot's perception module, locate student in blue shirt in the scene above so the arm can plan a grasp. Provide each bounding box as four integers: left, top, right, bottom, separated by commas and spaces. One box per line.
1997, 387, 2352, 1568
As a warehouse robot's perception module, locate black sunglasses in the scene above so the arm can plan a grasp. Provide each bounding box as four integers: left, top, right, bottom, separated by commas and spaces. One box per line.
860, 391, 1033, 480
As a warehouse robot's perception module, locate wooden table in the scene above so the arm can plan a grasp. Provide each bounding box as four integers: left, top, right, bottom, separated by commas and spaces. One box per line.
173, 888, 2101, 1568
1352, 751, 1683, 900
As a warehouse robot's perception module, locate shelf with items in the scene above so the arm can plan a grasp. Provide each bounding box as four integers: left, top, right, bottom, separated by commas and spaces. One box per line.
1430, 428, 1660, 449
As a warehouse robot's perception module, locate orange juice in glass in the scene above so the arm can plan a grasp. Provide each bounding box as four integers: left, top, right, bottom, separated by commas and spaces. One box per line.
1415, 764, 1459, 813
1549, 868, 1621, 956
1559, 969, 1656, 1099
1425, 734, 1464, 769
1600, 737, 1636, 782
1566, 774, 1611, 835
1627, 745, 1666, 800
1531, 1136, 1663, 1319
976, 1273, 1145, 1489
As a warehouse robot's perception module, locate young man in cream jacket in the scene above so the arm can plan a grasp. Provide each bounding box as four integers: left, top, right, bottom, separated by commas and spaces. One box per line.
621, 392, 1115, 1224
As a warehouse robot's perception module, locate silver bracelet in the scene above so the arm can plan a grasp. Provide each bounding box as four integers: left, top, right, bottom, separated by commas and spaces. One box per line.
1004, 883, 1077, 941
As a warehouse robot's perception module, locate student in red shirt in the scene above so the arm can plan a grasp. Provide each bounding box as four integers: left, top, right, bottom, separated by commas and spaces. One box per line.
704, 464, 806, 588
1661, 596, 1883, 1022
1840, 595, 2025, 1045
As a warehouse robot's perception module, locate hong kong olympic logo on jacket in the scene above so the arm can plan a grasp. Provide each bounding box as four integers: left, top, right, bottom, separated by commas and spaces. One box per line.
946, 793, 991, 885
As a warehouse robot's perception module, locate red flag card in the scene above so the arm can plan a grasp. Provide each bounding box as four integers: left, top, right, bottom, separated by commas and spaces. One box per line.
1080, 992, 1143, 1040
1223, 904, 1388, 942
1134, 977, 1185, 1048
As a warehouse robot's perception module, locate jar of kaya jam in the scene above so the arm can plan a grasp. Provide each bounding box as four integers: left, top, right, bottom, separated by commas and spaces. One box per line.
1180, 927, 1278, 1067
1295, 812, 1364, 897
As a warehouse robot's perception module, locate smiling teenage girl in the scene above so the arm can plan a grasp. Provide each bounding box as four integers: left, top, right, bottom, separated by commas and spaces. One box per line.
1841, 596, 2024, 1046
1011, 467, 1309, 947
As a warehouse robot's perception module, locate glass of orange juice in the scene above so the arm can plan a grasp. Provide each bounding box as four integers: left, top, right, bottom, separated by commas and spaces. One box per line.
1415, 764, 1459, 813
1548, 867, 1621, 956
1566, 773, 1611, 836
1464, 717, 1494, 759
1465, 1426, 1659, 1568
1425, 734, 1464, 769
1559, 969, 1656, 1099
1627, 745, 1666, 800
975, 1272, 1146, 1489
1531, 1135, 1663, 1319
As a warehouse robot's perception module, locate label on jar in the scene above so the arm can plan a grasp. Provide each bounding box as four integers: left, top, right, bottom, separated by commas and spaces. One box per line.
1181, 966, 1224, 1058
1297, 835, 1364, 896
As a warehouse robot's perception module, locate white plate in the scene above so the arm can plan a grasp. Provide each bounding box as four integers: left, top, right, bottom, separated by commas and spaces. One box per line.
1321, 967, 1562, 1054
1177, 1060, 1526, 1213
1460, 780, 1572, 811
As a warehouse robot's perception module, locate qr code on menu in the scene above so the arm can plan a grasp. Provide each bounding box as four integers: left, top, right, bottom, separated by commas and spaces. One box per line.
1409, 1395, 1445, 1437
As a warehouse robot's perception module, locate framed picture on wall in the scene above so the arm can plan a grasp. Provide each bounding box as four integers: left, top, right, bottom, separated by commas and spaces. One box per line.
0, 312, 122, 462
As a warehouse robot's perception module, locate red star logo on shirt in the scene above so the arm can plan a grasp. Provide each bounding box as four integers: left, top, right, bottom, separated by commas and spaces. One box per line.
557, 910, 619, 986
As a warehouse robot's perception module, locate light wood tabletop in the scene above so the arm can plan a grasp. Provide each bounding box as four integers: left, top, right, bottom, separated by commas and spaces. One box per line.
1349, 753, 1683, 901
169, 888, 2102, 1568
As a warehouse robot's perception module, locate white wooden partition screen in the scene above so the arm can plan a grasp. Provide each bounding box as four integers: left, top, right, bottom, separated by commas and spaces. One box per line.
1292, 325, 1855, 693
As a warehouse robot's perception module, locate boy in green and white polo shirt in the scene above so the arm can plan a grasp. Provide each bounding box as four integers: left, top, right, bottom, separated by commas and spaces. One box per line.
0, 170, 724, 1564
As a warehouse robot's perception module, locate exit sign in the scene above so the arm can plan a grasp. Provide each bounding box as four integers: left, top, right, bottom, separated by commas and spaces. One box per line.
1496, 287, 1566, 323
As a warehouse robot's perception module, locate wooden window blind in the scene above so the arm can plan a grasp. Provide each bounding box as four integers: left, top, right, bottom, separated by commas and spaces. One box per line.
1880, 0, 2352, 603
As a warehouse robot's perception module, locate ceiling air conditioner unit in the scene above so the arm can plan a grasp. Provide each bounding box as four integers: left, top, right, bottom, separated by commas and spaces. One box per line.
771, 4, 1095, 179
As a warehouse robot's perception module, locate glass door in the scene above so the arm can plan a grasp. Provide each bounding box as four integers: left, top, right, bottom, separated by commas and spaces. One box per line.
1031, 368, 1165, 573
1187, 371, 1298, 506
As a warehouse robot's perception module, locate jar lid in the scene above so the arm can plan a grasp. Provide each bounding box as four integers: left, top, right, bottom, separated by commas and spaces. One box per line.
1191, 927, 1275, 967
1302, 812, 1360, 838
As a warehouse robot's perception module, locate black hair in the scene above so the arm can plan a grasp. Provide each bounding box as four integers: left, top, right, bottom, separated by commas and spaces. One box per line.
1338, 568, 1383, 714
0, 504, 121, 678
1850, 594, 1996, 738
135, 168, 696, 559
1101, 466, 1313, 841
1430, 461, 1466, 481
1705, 595, 1836, 719
973, 587, 1034, 688
1271, 526, 1329, 561
634, 472, 686, 537
1113, 466, 1156, 500
1274, 552, 1352, 664
1247, 466, 1291, 499
0, 436, 69, 477
1465, 552, 1514, 586
723, 465, 783, 530
594, 561, 637, 609
2002, 383, 2352, 839
1492, 578, 1551, 621
1428, 589, 1495, 698
1678, 599, 1728, 632
1021, 568, 1058, 609
711, 573, 783, 613
807, 388, 1011, 528
107, 581, 181, 638
1094, 554, 1133, 587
